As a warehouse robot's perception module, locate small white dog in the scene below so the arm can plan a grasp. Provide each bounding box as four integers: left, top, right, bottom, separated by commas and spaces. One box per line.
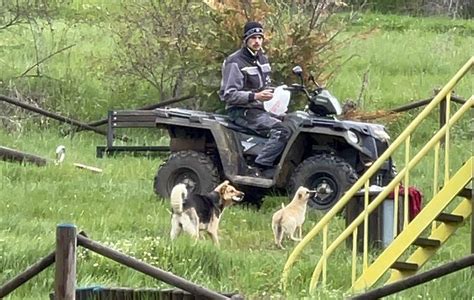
271, 186, 316, 249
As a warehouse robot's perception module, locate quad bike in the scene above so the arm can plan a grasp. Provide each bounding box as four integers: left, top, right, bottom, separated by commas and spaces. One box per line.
153, 66, 395, 209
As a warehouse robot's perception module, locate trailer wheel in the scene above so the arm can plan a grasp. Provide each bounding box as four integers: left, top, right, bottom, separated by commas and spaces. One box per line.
289, 153, 358, 211
154, 150, 220, 199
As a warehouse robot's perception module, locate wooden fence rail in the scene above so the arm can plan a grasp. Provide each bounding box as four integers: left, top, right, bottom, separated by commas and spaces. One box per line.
0, 224, 235, 299
76, 234, 229, 300
0, 251, 55, 298
0, 146, 49, 166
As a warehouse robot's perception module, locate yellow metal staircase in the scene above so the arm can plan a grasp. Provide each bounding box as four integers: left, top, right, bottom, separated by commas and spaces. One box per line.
281, 57, 474, 295
353, 158, 472, 290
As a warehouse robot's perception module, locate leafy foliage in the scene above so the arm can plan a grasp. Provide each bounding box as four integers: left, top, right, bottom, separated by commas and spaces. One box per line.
0, 0, 64, 30
0, 1, 472, 121
113, 0, 352, 111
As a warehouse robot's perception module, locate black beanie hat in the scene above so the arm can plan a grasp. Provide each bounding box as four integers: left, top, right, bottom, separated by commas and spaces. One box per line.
243, 21, 264, 43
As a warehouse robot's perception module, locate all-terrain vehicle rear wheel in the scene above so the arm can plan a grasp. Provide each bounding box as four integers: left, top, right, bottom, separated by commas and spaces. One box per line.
154, 150, 221, 199
289, 153, 358, 210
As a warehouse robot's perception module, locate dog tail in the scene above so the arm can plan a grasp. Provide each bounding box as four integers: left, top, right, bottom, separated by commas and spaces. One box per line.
170, 183, 187, 214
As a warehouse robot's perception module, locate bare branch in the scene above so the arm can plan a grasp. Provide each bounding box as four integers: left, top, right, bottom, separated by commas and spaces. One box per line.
357, 69, 370, 107
18, 44, 76, 78
309, 0, 324, 30
324, 53, 359, 85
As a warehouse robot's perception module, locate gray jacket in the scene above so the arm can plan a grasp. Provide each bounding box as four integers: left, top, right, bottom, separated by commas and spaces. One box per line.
219, 47, 271, 110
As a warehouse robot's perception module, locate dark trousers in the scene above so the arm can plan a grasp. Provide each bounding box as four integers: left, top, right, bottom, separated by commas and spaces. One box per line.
228, 108, 292, 167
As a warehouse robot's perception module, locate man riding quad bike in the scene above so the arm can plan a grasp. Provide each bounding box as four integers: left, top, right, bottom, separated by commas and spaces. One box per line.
153, 66, 395, 209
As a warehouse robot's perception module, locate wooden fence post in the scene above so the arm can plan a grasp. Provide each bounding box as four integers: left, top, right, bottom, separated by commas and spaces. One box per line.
55, 224, 77, 300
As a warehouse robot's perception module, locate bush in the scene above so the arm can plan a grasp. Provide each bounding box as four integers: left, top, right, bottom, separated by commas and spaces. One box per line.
112, 0, 352, 111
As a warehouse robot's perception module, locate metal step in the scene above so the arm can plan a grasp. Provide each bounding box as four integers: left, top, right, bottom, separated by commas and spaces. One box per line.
413, 237, 441, 248
391, 261, 419, 272
458, 187, 472, 199
435, 213, 464, 223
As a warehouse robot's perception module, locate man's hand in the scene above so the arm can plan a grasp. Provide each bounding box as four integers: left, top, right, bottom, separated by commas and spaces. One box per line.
255, 89, 273, 101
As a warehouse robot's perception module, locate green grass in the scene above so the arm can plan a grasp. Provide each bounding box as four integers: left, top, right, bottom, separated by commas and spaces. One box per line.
0, 127, 472, 299
1, 11, 473, 300
330, 29, 472, 111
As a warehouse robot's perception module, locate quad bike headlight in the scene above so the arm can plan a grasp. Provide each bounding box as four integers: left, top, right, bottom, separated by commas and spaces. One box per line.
347, 130, 359, 144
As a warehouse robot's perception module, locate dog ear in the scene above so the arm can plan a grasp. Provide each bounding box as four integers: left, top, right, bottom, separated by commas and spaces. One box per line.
214, 180, 229, 192
298, 191, 303, 200
219, 182, 229, 195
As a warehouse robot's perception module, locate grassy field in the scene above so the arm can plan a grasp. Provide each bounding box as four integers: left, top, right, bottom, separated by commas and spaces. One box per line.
1, 128, 472, 300
1, 11, 473, 300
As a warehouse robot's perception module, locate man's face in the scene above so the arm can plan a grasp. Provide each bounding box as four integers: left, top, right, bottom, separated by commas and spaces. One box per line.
246, 35, 264, 52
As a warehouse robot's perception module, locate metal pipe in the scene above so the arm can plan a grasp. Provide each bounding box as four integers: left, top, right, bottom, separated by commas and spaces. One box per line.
363, 180, 369, 271
391, 95, 465, 113
351, 227, 358, 285
444, 93, 451, 182
0, 94, 128, 142
350, 254, 474, 300
80, 94, 194, 128
404, 136, 410, 229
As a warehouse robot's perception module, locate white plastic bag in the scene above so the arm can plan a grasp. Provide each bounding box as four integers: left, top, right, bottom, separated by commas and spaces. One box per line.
263, 85, 290, 116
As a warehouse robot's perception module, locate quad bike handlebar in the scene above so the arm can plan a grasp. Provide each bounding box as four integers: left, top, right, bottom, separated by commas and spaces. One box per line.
286, 68, 342, 117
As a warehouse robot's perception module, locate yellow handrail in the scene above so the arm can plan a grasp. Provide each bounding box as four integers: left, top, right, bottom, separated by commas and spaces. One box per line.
444, 92, 451, 182
363, 180, 369, 271
432, 142, 440, 231
308, 97, 473, 292
404, 136, 410, 229
281, 56, 473, 289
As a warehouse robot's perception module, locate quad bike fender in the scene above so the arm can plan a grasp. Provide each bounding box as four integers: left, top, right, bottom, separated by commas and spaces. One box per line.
273, 126, 378, 188
155, 115, 243, 179
281, 126, 374, 160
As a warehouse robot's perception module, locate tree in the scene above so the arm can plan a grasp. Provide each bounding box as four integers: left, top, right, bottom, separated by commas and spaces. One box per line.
113, 0, 354, 110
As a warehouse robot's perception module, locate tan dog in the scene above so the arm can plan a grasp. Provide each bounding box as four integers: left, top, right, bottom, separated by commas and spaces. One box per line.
170, 180, 244, 246
271, 186, 316, 249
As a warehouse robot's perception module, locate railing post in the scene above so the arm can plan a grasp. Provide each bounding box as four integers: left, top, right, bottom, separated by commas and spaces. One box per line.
55, 224, 77, 300
439, 97, 446, 145
106, 110, 114, 149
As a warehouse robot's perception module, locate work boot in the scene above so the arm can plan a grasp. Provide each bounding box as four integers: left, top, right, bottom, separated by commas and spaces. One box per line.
247, 164, 275, 179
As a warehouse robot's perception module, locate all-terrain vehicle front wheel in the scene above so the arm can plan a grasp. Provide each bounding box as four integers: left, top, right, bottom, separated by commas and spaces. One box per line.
289, 153, 358, 210
154, 150, 221, 199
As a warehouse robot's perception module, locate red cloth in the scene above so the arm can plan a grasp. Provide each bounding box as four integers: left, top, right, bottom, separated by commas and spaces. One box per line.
389, 185, 423, 221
